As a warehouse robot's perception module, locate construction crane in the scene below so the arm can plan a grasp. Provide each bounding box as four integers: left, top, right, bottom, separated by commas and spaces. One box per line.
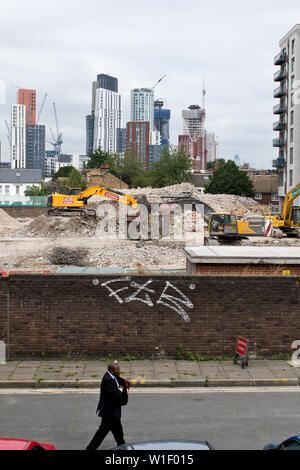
36, 93, 48, 124
4, 120, 11, 146
48, 102, 63, 157
151, 75, 167, 91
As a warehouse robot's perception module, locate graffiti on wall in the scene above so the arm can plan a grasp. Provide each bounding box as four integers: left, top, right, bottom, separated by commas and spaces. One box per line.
99, 278, 194, 323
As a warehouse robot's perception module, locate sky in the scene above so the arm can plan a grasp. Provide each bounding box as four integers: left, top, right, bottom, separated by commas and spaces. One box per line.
0, 0, 299, 168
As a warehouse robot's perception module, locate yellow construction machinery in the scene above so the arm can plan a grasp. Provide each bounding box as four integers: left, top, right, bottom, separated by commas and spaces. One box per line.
266, 182, 300, 238
205, 212, 265, 245
47, 186, 141, 218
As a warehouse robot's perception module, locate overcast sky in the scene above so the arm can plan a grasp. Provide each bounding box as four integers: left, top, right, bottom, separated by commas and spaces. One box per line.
0, 0, 299, 168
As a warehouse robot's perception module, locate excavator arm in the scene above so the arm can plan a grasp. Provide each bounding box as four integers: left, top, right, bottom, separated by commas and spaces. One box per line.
76, 186, 138, 209
280, 183, 300, 224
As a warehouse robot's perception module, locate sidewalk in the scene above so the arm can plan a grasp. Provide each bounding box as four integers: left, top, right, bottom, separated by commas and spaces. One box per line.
0, 359, 300, 388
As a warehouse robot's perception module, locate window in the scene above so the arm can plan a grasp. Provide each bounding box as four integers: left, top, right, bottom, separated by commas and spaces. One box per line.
255, 193, 262, 200
291, 75, 295, 89
290, 147, 294, 164
279, 170, 284, 187
291, 94, 294, 107
292, 57, 295, 72
292, 39, 295, 54
290, 169, 293, 187
290, 128, 294, 143
291, 111, 294, 125
271, 193, 279, 201
16, 185, 20, 195
279, 439, 300, 451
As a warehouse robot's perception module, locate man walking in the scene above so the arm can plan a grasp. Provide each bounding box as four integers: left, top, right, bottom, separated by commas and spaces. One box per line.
86, 362, 130, 450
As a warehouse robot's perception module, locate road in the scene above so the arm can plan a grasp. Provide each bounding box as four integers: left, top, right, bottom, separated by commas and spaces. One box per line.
0, 387, 300, 450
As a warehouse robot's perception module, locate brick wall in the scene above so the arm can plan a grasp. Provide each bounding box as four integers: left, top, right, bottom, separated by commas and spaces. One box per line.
186, 261, 300, 276
0, 273, 300, 358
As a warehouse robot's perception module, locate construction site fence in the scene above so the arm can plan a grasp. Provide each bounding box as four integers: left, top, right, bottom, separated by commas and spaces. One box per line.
0, 196, 47, 207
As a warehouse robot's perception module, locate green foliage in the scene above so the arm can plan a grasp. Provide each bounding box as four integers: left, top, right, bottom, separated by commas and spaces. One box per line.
24, 183, 51, 196
149, 146, 192, 188
58, 168, 86, 193
87, 148, 112, 169
53, 166, 74, 181
117, 150, 149, 188
206, 158, 226, 171
205, 160, 255, 197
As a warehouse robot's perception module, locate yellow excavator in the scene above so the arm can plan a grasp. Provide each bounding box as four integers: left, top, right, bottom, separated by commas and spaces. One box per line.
47, 186, 142, 218
205, 212, 266, 245
266, 182, 300, 238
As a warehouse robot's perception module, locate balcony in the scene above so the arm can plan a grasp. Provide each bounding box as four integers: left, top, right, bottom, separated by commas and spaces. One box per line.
274, 70, 287, 82
273, 103, 286, 114
273, 138, 285, 147
273, 121, 286, 131
272, 157, 285, 168
273, 86, 286, 98
274, 52, 287, 66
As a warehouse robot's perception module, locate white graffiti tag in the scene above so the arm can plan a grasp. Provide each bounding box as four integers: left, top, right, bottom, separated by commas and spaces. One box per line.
101, 277, 131, 304
97, 278, 194, 322
157, 281, 193, 323
125, 279, 155, 307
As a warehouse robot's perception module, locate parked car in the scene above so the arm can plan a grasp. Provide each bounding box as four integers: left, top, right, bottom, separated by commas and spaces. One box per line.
110, 440, 214, 450
264, 435, 300, 450
0, 438, 56, 450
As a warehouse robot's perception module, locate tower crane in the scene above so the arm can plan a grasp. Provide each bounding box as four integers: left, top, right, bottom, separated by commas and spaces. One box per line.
4, 120, 11, 146
151, 75, 167, 91
36, 93, 48, 124
48, 102, 63, 157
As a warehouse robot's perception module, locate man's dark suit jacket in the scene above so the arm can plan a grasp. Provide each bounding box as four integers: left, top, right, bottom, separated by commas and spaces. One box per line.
96, 372, 128, 419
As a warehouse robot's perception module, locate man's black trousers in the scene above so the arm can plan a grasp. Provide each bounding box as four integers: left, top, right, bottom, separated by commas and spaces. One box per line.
86, 416, 125, 450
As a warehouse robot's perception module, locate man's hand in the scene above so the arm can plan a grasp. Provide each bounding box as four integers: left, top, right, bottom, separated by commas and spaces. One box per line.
125, 379, 131, 390
119, 385, 124, 391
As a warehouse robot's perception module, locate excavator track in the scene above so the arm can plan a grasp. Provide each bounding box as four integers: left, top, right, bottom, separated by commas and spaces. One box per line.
47, 208, 96, 218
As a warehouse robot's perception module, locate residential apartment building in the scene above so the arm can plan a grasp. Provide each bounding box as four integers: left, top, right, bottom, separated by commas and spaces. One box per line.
131, 88, 154, 132
11, 104, 26, 169
126, 121, 150, 170
18, 89, 36, 126
273, 24, 300, 202
26, 125, 46, 175
86, 74, 121, 154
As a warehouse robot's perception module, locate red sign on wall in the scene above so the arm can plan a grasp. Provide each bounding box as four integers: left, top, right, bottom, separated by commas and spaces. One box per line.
236, 337, 248, 358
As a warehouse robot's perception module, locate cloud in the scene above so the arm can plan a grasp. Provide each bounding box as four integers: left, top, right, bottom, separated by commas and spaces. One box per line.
0, 0, 299, 168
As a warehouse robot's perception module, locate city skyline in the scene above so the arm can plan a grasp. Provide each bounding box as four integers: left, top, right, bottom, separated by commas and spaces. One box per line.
0, 0, 300, 168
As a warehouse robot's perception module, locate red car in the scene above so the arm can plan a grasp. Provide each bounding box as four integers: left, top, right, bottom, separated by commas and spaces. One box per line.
0, 438, 56, 450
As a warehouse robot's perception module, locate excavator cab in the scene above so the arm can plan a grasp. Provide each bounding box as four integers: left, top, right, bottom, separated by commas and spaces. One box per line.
66, 187, 86, 196
291, 207, 300, 226
209, 213, 238, 236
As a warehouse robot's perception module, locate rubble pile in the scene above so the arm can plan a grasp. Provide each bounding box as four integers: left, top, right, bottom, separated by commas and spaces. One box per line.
0, 209, 23, 232
22, 215, 98, 238
89, 243, 186, 269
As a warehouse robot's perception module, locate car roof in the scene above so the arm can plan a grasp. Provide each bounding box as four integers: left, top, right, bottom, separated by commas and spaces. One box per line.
0, 438, 55, 450
128, 440, 212, 450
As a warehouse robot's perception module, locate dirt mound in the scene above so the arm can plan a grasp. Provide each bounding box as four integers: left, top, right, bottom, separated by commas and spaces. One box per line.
0, 208, 23, 232
22, 214, 98, 238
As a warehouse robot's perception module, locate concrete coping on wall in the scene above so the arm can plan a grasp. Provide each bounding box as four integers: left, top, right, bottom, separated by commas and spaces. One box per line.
183, 246, 300, 265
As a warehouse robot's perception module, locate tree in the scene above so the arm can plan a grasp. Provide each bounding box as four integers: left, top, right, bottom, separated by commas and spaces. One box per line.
206, 159, 226, 171
149, 146, 192, 188
205, 160, 255, 197
58, 168, 86, 193
86, 148, 111, 169
117, 150, 149, 188
24, 183, 52, 196
53, 166, 75, 181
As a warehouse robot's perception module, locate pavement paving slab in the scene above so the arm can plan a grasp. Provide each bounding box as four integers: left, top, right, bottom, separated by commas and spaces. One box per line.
1, 359, 300, 388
